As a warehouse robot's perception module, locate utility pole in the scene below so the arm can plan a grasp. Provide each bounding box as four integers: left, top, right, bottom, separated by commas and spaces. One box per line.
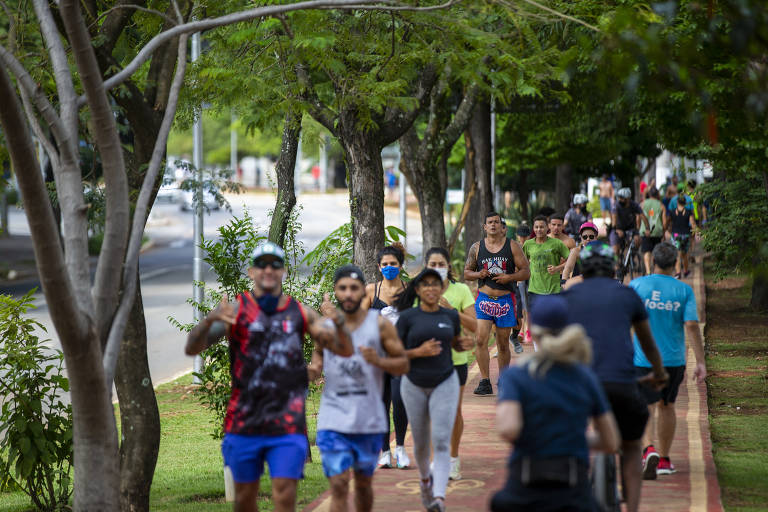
191, 31, 203, 383
230, 111, 238, 180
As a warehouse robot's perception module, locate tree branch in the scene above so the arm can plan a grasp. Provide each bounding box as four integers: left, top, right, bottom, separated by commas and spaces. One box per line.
18, 87, 60, 171
379, 64, 438, 143
94, 3, 177, 29
0, 64, 88, 344
98, 0, 149, 55
60, 0, 131, 347
437, 81, 479, 153
103, 33, 190, 389
496, 0, 599, 32
87, 0, 457, 106
296, 63, 337, 134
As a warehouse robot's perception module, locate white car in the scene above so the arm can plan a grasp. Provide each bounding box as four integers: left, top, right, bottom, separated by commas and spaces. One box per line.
156, 181, 180, 203
179, 188, 220, 211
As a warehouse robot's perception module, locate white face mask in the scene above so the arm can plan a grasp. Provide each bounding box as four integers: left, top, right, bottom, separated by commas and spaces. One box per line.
434, 267, 449, 282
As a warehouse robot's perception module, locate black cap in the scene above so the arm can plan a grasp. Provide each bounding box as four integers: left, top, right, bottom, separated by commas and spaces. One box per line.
333, 264, 366, 285
516, 224, 531, 238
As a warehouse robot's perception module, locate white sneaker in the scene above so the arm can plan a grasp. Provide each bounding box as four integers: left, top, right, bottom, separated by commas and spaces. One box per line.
419, 475, 434, 508
378, 450, 392, 468
395, 446, 410, 469
449, 456, 462, 480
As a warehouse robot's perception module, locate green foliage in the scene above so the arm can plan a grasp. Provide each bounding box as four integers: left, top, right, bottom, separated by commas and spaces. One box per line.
0, 291, 73, 511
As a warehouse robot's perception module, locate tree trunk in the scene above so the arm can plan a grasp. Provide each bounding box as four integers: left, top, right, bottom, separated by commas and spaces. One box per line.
268, 112, 301, 247
464, 100, 493, 254
555, 163, 572, 215
0, 186, 7, 237
115, 277, 160, 512
340, 132, 385, 282
519, 168, 529, 222
751, 261, 768, 311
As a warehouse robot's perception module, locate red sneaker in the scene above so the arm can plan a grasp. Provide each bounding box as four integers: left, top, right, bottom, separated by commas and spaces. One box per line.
642, 446, 660, 480
657, 457, 676, 475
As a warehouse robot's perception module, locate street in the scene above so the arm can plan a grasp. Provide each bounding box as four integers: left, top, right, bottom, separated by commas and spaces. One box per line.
2, 190, 423, 388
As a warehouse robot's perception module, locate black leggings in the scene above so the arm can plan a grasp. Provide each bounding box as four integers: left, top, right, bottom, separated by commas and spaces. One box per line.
381, 374, 409, 450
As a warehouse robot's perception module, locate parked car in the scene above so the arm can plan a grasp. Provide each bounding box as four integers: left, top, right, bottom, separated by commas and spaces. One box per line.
179, 187, 220, 211
156, 180, 180, 203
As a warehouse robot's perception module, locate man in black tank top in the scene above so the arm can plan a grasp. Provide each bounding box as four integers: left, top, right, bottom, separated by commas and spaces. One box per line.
465, 212, 531, 395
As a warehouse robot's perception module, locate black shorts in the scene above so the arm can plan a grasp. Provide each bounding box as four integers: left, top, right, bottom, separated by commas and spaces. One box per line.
601, 382, 649, 441
641, 236, 662, 253
455, 364, 468, 386
636, 366, 685, 405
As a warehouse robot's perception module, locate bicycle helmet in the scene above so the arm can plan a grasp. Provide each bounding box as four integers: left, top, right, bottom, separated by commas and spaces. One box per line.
579, 241, 616, 278
616, 187, 632, 199
573, 193, 588, 205
579, 221, 598, 235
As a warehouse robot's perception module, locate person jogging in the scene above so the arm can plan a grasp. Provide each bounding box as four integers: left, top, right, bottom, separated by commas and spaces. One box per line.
465, 212, 530, 395
184, 242, 354, 512
561, 241, 668, 512
549, 213, 577, 250
363, 243, 409, 469
641, 187, 667, 276
394, 268, 474, 512
311, 265, 410, 512
523, 215, 571, 306
424, 247, 477, 481
629, 243, 707, 479
667, 187, 697, 279
492, 295, 620, 512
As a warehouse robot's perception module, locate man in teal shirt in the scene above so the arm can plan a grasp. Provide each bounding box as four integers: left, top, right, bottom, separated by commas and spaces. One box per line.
630, 242, 706, 480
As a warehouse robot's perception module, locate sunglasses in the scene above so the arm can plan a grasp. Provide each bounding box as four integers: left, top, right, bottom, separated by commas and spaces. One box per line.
253, 259, 284, 269
581, 234, 597, 240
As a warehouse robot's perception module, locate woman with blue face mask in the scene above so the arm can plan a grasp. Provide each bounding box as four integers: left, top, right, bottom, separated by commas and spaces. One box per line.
363, 242, 410, 470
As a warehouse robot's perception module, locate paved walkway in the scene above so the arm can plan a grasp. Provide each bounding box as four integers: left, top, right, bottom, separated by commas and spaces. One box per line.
305, 259, 724, 511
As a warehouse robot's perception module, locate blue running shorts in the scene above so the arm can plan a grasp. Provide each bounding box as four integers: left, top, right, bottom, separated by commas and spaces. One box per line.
316, 430, 384, 478
221, 433, 308, 483
475, 291, 517, 328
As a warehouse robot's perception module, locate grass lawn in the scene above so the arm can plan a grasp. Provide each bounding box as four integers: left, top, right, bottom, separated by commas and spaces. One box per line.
705, 264, 768, 512
0, 375, 329, 511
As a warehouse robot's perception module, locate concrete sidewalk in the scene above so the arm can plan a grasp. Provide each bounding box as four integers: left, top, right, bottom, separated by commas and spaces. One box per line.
304, 259, 724, 512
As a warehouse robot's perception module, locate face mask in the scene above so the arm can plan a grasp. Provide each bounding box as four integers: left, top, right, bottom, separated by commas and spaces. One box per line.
256, 293, 280, 314
434, 267, 449, 282
381, 265, 400, 280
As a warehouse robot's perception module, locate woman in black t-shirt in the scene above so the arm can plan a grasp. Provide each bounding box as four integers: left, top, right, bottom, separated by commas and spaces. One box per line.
667, 194, 696, 278
394, 269, 474, 512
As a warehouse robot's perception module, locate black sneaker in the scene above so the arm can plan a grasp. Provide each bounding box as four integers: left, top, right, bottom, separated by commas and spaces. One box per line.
473, 378, 493, 395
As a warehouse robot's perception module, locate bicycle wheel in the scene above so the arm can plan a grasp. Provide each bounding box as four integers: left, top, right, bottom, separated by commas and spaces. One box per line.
591, 453, 621, 512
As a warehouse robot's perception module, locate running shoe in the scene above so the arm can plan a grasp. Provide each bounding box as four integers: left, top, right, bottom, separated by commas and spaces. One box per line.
473, 378, 493, 395
378, 450, 392, 469
427, 498, 446, 512
642, 445, 660, 480
657, 457, 676, 475
420, 475, 434, 508
449, 456, 462, 480
395, 446, 410, 469
511, 336, 524, 354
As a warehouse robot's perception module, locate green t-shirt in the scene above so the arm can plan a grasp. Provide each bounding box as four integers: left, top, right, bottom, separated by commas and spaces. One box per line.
523, 237, 570, 295
442, 281, 475, 365
643, 198, 664, 237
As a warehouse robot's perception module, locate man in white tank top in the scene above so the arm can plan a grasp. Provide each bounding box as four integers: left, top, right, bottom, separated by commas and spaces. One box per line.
311, 264, 409, 512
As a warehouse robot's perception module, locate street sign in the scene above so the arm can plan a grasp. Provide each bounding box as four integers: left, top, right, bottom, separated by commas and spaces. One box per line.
446, 189, 464, 205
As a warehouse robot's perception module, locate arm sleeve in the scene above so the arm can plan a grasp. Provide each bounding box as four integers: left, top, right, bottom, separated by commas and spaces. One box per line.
683, 285, 699, 323
498, 368, 521, 402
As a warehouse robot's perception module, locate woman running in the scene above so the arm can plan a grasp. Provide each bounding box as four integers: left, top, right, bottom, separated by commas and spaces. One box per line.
424, 247, 476, 481
364, 243, 410, 469
492, 295, 620, 511
394, 269, 474, 512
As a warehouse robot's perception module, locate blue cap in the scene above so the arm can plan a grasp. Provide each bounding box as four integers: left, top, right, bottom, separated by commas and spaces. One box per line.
251, 242, 285, 265
530, 295, 569, 331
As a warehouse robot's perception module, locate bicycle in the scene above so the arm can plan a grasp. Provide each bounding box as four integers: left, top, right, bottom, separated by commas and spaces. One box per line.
615, 230, 643, 283
591, 452, 621, 512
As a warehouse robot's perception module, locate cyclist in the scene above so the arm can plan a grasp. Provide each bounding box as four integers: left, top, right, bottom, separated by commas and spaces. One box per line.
561, 241, 668, 512
640, 187, 666, 277
564, 193, 591, 240
630, 243, 707, 480
611, 188, 651, 273
492, 295, 619, 512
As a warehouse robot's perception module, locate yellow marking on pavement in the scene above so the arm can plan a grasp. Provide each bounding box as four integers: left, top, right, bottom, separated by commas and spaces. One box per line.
687, 264, 707, 512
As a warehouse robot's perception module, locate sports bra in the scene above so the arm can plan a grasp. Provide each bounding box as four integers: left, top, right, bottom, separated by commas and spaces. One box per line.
371, 280, 405, 310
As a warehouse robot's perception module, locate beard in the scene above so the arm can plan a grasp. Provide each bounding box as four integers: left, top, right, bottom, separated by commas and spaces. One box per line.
339, 297, 363, 314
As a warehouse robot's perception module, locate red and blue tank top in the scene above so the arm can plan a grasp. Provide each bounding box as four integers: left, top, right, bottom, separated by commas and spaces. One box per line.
225, 292, 308, 435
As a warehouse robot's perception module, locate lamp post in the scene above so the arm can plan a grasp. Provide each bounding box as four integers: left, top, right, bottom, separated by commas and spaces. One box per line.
191, 31, 203, 383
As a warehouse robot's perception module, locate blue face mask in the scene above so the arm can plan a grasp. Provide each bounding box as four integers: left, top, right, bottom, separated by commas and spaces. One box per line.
256, 293, 280, 314
381, 265, 400, 281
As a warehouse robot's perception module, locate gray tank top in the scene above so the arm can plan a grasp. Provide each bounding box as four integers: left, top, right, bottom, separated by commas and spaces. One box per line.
317, 310, 388, 434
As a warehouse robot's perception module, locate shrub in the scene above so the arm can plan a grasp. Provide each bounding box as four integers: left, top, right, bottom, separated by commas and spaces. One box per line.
0, 291, 73, 511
